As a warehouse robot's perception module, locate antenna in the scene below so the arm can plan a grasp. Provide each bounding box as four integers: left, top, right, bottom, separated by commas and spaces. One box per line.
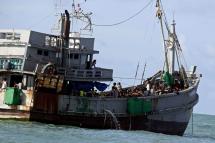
173, 10, 175, 22
72, 0, 75, 12
70, 0, 93, 35
51, 0, 63, 34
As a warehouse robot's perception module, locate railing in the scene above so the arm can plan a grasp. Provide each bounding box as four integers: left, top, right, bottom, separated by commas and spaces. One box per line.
0, 41, 27, 47
0, 64, 22, 70
57, 67, 113, 81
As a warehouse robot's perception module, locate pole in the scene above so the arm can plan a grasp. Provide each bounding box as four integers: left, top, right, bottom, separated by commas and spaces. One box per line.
140, 62, 147, 84
156, 0, 169, 73
133, 62, 139, 86
192, 112, 193, 136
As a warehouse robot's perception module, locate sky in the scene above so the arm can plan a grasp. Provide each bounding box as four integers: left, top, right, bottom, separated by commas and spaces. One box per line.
0, 0, 215, 115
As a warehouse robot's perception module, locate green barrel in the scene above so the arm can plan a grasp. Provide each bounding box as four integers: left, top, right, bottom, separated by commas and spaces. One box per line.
127, 98, 152, 115
142, 99, 152, 112
4, 87, 21, 105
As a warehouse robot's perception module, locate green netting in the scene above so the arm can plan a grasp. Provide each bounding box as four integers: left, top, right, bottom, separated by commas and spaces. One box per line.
142, 99, 152, 112
163, 71, 174, 86
127, 98, 152, 115
4, 87, 21, 105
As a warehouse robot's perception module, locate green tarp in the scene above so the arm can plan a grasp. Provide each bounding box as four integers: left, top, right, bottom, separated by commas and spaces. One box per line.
163, 71, 174, 86
4, 87, 21, 105
127, 98, 152, 115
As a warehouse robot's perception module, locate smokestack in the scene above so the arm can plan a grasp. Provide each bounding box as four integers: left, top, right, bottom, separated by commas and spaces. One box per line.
64, 10, 70, 41
61, 10, 70, 42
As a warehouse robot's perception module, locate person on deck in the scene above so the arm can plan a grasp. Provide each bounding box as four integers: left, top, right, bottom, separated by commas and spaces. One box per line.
80, 90, 86, 97
117, 82, 122, 96
91, 60, 96, 68
1, 78, 7, 91
146, 80, 151, 96
111, 82, 118, 97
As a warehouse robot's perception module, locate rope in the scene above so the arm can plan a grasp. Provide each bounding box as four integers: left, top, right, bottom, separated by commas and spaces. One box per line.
157, 0, 170, 34
174, 33, 189, 70
114, 77, 142, 80
159, 16, 169, 73
28, 12, 54, 29
192, 112, 194, 136
93, 0, 154, 27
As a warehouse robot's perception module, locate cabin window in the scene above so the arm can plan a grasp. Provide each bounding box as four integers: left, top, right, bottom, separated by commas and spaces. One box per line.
68, 53, 73, 59
74, 39, 80, 49
0, 32, 21, 40
0, 59, 4, 69
50, 37, 57, 47
37, 50, 42, 55
14, 33, 21, 40
74, 54, 79, 59
69, 39, 75, 48
5, 33, 13, 39
0, 58, 23, 70
69, 38, 80, 49
0, 33, 6, 39
44, 51, 49, 56
45, 36, 57, 47
45, 36, 50, 46
86, 54, 92, 69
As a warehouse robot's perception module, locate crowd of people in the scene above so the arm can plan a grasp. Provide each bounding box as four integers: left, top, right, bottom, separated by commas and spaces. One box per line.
66, 78, 186, 98
109, 78, 185, 98
111, 82, 122, 97
0, 78, 23, 92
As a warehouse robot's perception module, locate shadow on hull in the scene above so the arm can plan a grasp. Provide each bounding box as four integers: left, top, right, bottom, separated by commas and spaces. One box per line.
30, 111, 188, 136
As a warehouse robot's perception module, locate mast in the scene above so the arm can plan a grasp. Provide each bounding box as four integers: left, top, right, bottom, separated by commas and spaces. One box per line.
156, 0, 176, 75
60, 10, 71, 66
167, 20, 176, 74
156, 0, 169, 73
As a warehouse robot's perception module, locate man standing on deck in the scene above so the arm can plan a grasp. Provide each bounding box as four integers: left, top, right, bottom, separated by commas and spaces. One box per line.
1, 78, 7, 91
112, 82, 118, 97
117, 82, 122, 96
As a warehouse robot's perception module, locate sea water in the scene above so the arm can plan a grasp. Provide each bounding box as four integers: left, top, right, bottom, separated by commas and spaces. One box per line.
0, 114, 214, 143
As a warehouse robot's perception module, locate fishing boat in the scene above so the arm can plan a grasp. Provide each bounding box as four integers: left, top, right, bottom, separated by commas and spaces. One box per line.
0, 0, 200, 136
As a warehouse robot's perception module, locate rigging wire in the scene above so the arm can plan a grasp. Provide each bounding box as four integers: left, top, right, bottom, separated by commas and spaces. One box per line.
192, 112, 194, 136
93, 0, 154, 27
174, 33, 189, 70
28, 12, 55, 29
114, 77, 142, 81
159, 0, 171, 34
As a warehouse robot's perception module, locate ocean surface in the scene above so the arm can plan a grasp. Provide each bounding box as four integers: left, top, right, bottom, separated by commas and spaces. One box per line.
0, 114, 214, 143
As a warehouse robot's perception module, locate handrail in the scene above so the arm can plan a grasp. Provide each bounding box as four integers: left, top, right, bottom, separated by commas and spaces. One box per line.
57, 68, 113, 80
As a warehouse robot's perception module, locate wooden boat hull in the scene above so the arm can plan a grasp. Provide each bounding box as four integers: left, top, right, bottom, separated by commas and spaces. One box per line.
29, 109, 190, 136
29, 89, 199, 136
